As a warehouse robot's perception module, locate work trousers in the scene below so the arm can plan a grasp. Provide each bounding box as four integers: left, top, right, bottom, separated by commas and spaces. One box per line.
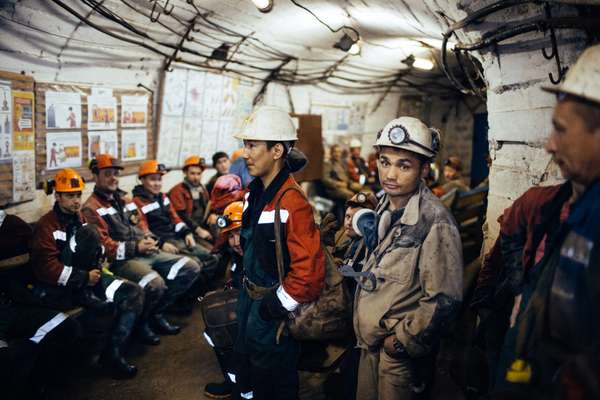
112, 250, 201, 319
356, 348, 436, 400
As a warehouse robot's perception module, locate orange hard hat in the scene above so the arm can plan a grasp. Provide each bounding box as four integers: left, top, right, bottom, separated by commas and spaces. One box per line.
139, 160, 168, 178
217, 201, 243, 233
183, 155, 206, 170
231, 148, 244, 162
54, 168, 85, 193
90, 154, 123, 173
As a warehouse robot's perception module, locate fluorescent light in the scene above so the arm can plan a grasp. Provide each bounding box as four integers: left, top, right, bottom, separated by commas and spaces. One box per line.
252, 0, 273, 13
413, 57, 434, 70
348, 42, 361, 55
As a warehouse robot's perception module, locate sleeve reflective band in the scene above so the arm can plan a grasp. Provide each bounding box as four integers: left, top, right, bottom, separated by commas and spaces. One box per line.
203, 331, 215, 347
277, 285, 300, 311
141, 202, 160, 214
96, 207, 108, 216
231, 263, 237, 272
0, 339, 7, 349
174, 222, 186, 232
29, 312, 67, 343
227, 373, 237, 383
125, 203, 137, 212
138, 271, 160, 288
105, 207, 118, 215
57, 266, 73, 286
116, 242, 126, 260
105, 279, 124, 302
53, 230, 67, 241
258, 210, 289, 224
167, 256, 190, 280
69, 235, 78, 252
241, 392, 254, 399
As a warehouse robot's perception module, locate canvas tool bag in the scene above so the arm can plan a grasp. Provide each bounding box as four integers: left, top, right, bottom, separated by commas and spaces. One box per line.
274, 187, 352, 341
200, 288, 239, 348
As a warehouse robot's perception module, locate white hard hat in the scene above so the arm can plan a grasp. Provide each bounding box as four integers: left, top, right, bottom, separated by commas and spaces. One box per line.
234, 105, 298, 141
542, 44, 600, 104
375, 116, 440, 158
350, 138, 362, 148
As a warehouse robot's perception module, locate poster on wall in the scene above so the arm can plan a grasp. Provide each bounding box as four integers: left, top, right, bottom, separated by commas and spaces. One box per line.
202, 74, 223, 120
348, 102, 367, 133
0, 80, 12, 160
45, 91, 81, 129
12, 91, 35, 152
121, 95, 148, 127
121, 129, 147, 161
185, 70, 205, 117
46, 131, 82, 170
220, 76, 238, 118
88, 95, 117, 130
178, 118, 203, 165
12, 152, 35, 202
162, 68, 187, 116
88, 130, 118, 159
157, 117, 182, 167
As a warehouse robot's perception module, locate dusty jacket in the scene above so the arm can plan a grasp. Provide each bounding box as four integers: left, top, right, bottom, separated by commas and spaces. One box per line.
31, 204, 89, 288
242, 168, 325, 303
354, 183, 463, 357
322, 159, 353, 200
132, 185, 191, 243
168, 180, 209, 230
82, 188, 148, 263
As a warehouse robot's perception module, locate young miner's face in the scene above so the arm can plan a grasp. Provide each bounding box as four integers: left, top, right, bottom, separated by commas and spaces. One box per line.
330, 145, 342, 161
243, 140, 281, 178
344, 206, 360, 238
215, 157, 231, 175
227, 229, 242, 255
443, 165, 460, 181
350, 147, 361, 157
56, 192, 82, 214
546, 99, 600, 185
185, 166, 203, 187
95, 168, 120, 192
142, 174, 162, 195
377, 147, 427, 198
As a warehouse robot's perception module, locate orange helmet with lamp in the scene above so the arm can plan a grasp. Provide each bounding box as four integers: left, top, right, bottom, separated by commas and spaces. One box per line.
89, 154, 123, 174
46, 168, 85, 194
183, 155, 206, 170
138, 160, 168, 178
217, 201, 243, 234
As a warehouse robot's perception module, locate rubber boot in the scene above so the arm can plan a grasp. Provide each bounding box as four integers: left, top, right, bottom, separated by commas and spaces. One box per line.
151, 314, 181, 335
138, 321, 161, 345
106, 310, 138, 379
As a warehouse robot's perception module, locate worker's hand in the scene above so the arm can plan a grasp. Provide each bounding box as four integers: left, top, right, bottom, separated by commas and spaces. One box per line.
87, 269, 101, 286
161, 242, 179, 254
185, 233, 196, 248
137, 237, 158, 255
319, 213, 339, 247
195, 226, 213, 241
510, 294, 522, 328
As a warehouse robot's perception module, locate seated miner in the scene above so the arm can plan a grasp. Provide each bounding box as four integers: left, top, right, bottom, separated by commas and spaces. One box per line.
30, 168, 144, 378
322, 144, 362, 222
82, 154, 202, 346
440, 156, 470, 194
206, 151, 231, 194
1, 210, 82, 399
169, 155, 213, 244
347, 139, 369, 186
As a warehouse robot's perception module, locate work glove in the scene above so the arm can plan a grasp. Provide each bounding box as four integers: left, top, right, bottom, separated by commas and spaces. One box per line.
319, 213, 339, 247
259, 290, 289, 322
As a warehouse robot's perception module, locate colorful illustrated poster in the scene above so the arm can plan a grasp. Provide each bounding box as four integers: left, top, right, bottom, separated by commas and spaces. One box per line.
88, 130, 118, 159
185, 70, 205, 117
157, 116, 182, 166
121, 95, 148, 127
12, 152, 35, 202
12, 91, 35, 151
162, 69, 187, 117
88, 95, 117, 130
202, 74, 223, 120
45, 91, 81, 129
178, 118, 203, 165
121, 129, 147, 161
0, 80, 12, 160
46, 131, 82, 170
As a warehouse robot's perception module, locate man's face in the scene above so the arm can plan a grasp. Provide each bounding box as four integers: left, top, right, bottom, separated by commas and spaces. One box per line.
377, 147, 426, 198
95, 168, 120, 192
546, 99, 600, 185
344, 206, 360, 238
350, 147, 361, 157
141, 174, 162, 195
185, 166, 203, 187
243, 140, 279, 178
227, 229, 242, 255
215, 157, 231, 175
56, 192, 82, 214
330, 146, 342, 161
443, 165, 460, 181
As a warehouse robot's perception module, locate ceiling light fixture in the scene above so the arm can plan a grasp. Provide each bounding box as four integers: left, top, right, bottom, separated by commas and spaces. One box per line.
334, 33, 360, 55
251, 0, 273, 13
210, 43, 231, 61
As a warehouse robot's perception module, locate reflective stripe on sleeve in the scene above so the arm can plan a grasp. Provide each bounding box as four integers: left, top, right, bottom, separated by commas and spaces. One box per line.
105, 279, 124, 302
105, 207, 117, 215
138, 271, 161, 288
96, 207, 108, 216
167, 256, 190, 280
141, 202, 159, 214
258, 210, 289, 224
69, 235, 77, 252
227, 373, 237, 383
231, 263, 237, 272
57, 266, 73, 286
29, 312, 68, 343
276, 285, 299, 311
174, 222, 186, 232
125, 203, 137, 212
241, 392, 254, 399
53, 230, 66, 241
203, 331, 215, 347
116, 242, 126, 260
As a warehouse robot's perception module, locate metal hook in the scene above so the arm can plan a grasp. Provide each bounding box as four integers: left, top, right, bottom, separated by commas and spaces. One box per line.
541, 3, 567, 84
162, 0, 175, 15
150, 1, 161, 23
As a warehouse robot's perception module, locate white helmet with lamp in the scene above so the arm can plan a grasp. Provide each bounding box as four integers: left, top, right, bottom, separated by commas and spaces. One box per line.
374, 116, 440, 159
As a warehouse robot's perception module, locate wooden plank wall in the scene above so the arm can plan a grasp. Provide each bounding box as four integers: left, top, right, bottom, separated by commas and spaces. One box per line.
35, 83, 154, 185
0, 71, 35, 206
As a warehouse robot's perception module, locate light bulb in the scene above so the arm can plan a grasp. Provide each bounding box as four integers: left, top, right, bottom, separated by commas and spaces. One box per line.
348, 42, 361, 55
412, 57, 434, 70
252, 0, 273, 13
